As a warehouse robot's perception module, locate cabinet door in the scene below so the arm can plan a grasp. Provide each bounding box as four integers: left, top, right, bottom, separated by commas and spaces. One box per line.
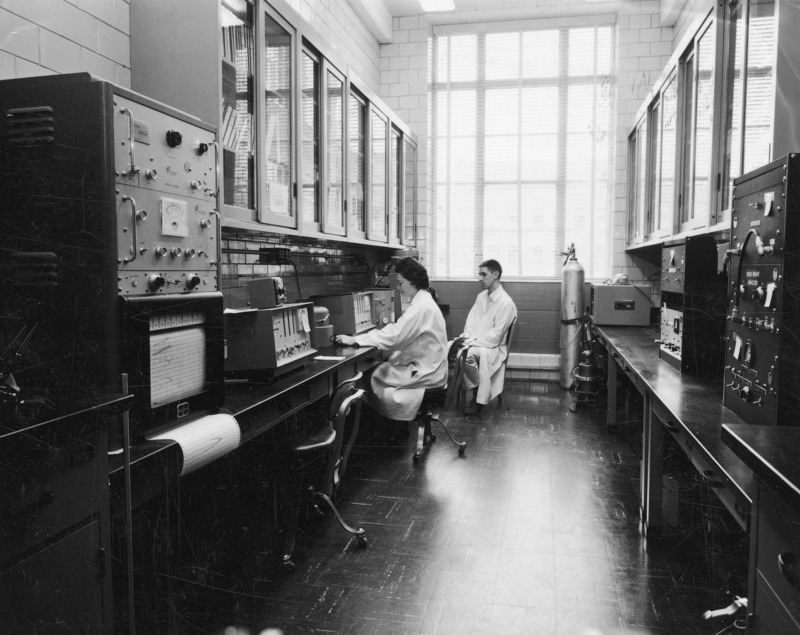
300, 47, 321, 232
348, 90, 367, 239
221, 0, 257, 217
260, 6, 296, 227
322, 64, 347, 236
389, 126, 402, 245
367, 106, 389, 242
402, 137, 417, 246
0, 521, 108, 632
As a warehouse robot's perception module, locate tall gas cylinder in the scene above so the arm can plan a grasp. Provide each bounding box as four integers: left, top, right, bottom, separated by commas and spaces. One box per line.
559, 244, 585, 389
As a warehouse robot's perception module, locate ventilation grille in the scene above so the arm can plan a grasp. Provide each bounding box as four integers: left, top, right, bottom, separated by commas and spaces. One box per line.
5, 252, 60, 288
4, 106, 55, 145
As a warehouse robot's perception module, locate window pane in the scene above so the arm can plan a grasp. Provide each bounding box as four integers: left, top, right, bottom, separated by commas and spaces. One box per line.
449, 137, 475, 183
450, 34, 478, 82
521, 134, 557, 181
679, 51, 695, 224
521, 87, 559, 134
403, 139, 416, 244
390, 129, 401, 242
485, 88, 519, 135
486, 32, 519, 81
485, 136, 518, 182
522, 30, 559, 78
569, 28, 596, 76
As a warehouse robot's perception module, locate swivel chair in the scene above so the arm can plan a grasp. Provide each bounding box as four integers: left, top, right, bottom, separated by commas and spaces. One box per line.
410, 338, 469, 463
282, 374, 367, 572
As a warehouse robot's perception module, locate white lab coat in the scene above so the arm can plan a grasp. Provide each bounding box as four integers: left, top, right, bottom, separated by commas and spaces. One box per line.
462, 284, 517, 404
354, 289, 448, 421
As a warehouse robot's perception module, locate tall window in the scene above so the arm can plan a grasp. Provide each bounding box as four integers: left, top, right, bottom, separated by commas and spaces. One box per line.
431, 23, 615, 279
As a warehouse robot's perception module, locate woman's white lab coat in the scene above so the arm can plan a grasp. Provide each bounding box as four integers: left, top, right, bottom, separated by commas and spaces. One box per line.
354, 289, 448, 421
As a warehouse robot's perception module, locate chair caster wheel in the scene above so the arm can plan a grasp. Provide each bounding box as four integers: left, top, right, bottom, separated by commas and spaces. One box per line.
413, 451, 420, 463
283, 559, 296, 573
357, 534, 368, 547
458, 445, 466, 456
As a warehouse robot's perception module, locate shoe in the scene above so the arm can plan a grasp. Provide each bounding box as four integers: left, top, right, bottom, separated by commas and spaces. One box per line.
463, 402, 483, 416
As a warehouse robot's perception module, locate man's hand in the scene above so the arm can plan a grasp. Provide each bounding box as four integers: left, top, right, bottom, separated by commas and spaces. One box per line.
334, 334, 357, 347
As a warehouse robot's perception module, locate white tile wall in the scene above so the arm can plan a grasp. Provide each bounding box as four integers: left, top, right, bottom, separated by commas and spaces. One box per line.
0, 0, 130, 83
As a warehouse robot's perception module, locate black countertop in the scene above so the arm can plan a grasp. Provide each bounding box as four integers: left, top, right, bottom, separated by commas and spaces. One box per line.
722, 424, 800, 516
596, 325, 754, 506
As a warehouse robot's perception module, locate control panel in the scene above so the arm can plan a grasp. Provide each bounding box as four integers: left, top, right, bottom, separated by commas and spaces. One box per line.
114, 94, 218, 295
311, 292, 375, 335
658, 235, 727, 378
224, 302, 318, 378
724, 153, 800, 426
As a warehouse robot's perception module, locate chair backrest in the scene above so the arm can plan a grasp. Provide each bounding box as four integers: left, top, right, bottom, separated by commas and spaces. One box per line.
327, 371, 363, 426
502, 317, 517, 365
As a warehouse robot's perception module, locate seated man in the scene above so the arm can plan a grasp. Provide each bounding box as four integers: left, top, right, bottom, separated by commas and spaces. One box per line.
334, 258, 448, 422
459, 259, 517, 416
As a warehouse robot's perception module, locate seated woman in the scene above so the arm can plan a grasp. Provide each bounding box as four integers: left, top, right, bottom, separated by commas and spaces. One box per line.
334, 258, 447, 422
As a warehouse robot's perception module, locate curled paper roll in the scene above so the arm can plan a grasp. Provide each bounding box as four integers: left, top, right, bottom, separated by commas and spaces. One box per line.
147, 413, 240, 475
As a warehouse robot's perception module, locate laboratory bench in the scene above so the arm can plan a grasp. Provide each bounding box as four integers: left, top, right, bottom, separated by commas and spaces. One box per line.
596, 324, 800, 632
594, 325, 753, 534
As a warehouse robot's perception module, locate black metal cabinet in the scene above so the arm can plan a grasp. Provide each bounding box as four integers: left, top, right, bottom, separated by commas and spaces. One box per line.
0, 396, 129, 632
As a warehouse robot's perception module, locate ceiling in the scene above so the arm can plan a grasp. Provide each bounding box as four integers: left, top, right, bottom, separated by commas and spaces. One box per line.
381, 0, 641, 26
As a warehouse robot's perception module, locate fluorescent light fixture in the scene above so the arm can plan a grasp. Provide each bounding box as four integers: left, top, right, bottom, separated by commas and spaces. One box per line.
419, 0, 455, 11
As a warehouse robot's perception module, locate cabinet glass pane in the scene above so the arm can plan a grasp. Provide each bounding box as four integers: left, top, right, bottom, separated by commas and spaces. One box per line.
301, 51, 320, 224
264, 12, 292, 218
221, 0, 255, 210
679, 51, 695, 224
390, 128, 401, 242
349, 94, 366, 233
635, 118, 647, 239
659, 75, 677, 233
647, 100, 661, 236
693, 25, 715, 222
326, 70, 345, 230
720, 0, 744, 212
743, 0, 776, 173
403, 138, 416, 244
370, 111, 387, 237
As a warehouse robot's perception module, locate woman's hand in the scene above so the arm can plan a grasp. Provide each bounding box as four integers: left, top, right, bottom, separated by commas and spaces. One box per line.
333, 334, 357, 347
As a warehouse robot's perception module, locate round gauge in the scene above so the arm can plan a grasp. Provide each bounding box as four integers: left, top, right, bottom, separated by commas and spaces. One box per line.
160, 197, 189, 237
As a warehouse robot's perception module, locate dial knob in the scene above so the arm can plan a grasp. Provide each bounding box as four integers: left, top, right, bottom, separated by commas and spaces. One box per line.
156, 246, 169, 258
186, 274, 201, 289
145, 169, 158, 181
148, 274, 165, 291
196, 142, 209, 155
170, 247, 182, 258
166, 130, 183, 147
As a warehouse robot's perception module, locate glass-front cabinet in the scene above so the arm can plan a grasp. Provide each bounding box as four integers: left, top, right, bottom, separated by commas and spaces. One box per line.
626, 0, 800, 248
130, 0, 419, 245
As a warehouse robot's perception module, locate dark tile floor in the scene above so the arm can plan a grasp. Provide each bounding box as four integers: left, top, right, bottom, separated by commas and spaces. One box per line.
141, 380, 749, 634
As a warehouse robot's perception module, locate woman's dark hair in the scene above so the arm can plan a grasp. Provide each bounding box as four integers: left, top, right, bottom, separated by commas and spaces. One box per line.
394, 257, 429, 290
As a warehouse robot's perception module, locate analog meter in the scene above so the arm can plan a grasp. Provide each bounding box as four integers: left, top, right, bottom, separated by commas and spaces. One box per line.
160, 197, 189, 237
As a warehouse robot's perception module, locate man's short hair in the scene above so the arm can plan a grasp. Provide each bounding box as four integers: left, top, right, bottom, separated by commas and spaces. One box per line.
479, 259, 503, 279
395, 257, 430, 290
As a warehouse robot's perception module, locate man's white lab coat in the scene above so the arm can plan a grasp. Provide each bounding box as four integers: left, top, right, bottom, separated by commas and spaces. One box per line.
462, 284, 517, 404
